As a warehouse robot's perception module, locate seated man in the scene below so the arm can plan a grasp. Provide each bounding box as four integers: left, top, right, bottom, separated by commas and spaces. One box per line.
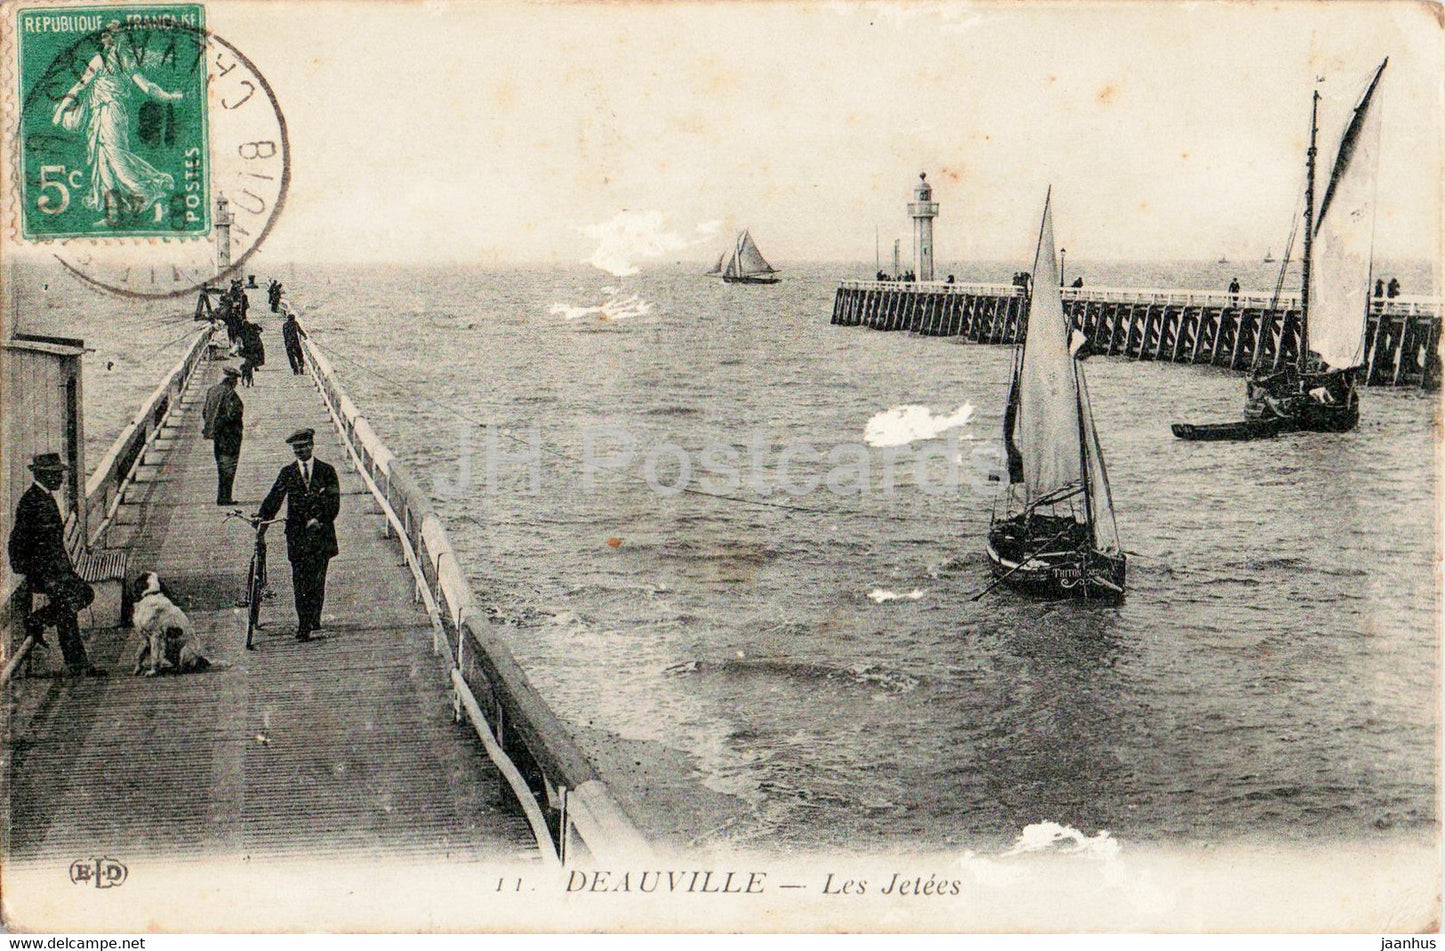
7, 453, 104, 676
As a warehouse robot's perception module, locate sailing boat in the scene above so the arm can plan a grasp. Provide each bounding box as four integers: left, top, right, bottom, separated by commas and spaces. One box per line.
707, 229, 780, 284
1262, 248, 1277, 263
1173, 60, 1386, 441
986, 190, 1126, 602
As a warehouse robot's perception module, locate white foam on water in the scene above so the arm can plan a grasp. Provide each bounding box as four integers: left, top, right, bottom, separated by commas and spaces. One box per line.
547, 287, 654, 323
863, 403, 975, 447
867, 588, 926, 603
579, 210, 721, 277
1001, 820, 1121, 857
956, 821, 1177, 923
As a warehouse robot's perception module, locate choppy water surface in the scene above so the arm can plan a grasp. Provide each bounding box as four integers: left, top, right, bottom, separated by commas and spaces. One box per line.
26, 259, 1439, 852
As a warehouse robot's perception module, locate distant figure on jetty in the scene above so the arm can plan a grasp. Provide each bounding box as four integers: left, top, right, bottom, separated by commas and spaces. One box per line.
217, 290, 241, 345
1071, 276, 1084, 288
1375, 278, 1385, 298
202, 366, 244, 505
946, 274, 955, 284
1387, 277, 1401, 299
280, 303, 308, 374
8, 454, 103, 676
268, 280, 284, 313
257, 428, 341, 642
1228, 277, 1241, 303
230, 278, 250, 320
238, 319, 264, 387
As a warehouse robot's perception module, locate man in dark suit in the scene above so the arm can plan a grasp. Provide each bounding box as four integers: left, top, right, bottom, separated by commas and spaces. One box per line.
7, 453, 104, 676
279, 303, 307, 374
201, 365, 244, 504
256, 429, 339, 641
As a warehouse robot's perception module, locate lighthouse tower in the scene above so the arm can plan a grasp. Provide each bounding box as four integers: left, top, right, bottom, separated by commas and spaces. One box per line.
908, 172, 939, 283
215, 196, 234, 275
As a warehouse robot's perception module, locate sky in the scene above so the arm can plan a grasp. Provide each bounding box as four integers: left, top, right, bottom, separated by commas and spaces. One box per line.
10, 0, 1445, 273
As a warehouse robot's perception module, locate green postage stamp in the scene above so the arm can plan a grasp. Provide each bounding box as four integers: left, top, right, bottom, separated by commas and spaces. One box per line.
17, 5, 208, 239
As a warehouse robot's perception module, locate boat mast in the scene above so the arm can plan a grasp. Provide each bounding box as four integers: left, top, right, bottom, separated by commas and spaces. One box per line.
1299, 88, 1319, 374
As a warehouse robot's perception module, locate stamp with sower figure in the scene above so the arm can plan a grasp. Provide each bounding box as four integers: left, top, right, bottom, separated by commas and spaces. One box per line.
18, 5, 209, 239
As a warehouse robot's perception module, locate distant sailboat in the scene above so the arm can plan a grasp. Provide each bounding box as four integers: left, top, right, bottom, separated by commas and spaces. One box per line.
1218, 255, 1230, 264
707, 230, 780, 284
1174, 59, 1386, 441
1262, 248, 1277, 263
986, 189, 1126, 602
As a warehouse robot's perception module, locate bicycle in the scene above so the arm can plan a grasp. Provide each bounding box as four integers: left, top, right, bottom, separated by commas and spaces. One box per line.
226, 510, 282, 649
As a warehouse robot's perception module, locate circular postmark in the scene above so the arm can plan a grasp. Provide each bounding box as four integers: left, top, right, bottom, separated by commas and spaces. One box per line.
13, 9, 289, 299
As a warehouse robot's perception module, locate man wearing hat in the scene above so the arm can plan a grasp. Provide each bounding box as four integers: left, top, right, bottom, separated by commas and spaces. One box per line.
202, 365, 245, 505
7, 453, 104, 676
256, 428, 340, 641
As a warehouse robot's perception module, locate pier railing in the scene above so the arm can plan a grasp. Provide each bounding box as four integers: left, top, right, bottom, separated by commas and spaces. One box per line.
300, 336, 649, 867
2, 326, 215, 686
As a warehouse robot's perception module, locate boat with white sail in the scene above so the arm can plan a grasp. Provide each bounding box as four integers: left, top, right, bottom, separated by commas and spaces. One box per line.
986, 189, 1126, 602
708, 229, 780, 285
1174, 60, 1387, 441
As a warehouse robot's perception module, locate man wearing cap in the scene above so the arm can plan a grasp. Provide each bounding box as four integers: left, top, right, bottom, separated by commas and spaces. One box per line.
256, 428, 340, 641
7, 454, 104, 676
202, 366, 245, 505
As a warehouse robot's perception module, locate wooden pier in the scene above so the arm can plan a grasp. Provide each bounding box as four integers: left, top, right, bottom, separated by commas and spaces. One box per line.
2, 327, 648, 898
831, 281, 1442, 389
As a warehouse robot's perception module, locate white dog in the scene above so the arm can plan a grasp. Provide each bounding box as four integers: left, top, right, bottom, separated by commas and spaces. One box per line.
131, 573, 219, 676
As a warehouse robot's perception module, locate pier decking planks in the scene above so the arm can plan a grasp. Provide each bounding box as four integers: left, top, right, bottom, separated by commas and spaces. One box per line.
4, 357, 536, 864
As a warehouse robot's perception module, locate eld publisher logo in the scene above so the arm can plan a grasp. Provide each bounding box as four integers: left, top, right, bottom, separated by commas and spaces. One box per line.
69, 857, 127, 888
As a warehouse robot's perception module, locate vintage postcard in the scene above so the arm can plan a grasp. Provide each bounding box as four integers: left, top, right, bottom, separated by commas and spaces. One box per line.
0, 0, 1439, 936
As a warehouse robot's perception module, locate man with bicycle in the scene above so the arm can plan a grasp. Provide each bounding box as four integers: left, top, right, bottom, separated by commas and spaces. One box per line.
256, 428, 340, 641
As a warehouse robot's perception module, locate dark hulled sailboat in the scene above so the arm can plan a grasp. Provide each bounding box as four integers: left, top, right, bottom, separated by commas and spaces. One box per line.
708, 229, 780, 285
1174, 60, 1387, 441
986, 190, 1126, 602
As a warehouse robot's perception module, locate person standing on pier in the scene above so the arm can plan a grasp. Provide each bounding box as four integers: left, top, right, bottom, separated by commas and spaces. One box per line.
237, 319, 265, 386
202, 366, 244, 505
257, 429, 340, 641
7, 454, 104, 677
280, 303, 308, 374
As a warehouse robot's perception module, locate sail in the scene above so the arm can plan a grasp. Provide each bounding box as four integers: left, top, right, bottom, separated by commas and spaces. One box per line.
1076, 369, 1121, 553
1309, 59, 1387, 371
736, 230, 777, 276
706, 250, 726, 275
1013, 192, 1084, 502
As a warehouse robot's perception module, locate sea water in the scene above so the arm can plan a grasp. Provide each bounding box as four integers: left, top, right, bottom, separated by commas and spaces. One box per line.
18, 259, 1440, 852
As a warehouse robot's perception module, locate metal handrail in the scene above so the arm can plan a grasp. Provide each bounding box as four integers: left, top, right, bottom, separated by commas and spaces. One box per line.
299, 334, 648, 865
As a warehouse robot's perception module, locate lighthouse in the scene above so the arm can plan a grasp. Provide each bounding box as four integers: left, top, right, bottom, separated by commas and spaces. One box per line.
215, 196, 233, 275
908, 171, 938, 282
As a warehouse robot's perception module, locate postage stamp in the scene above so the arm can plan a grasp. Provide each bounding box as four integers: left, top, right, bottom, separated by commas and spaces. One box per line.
16, 4, 209, 240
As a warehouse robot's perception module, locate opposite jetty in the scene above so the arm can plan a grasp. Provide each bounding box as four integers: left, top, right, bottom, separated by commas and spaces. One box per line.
831, 280, 1442, 390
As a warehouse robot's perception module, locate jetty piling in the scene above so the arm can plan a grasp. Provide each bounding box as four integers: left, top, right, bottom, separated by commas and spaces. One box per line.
831, 280, 1442, 389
